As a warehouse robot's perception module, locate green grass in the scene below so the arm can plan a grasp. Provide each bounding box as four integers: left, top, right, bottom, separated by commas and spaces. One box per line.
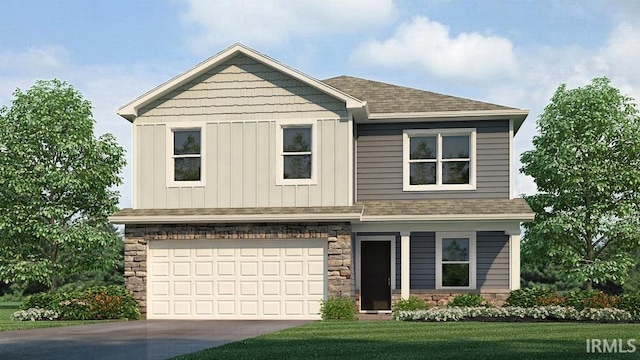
175, 321, 640, 360
0, 303, 118, 331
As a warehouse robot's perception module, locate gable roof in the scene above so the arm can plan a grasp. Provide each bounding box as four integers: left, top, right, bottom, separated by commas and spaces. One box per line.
116, 43, 367, 122
323, 75, 529, 131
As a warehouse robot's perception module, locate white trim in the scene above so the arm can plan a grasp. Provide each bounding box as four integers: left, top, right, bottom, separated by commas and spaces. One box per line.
509, 234, 521, 290
347, 114, 354, 206
352, 221, 521, 234
109, 212, 362, 224
403, 128, 476, 191
400, 231, 410, 300
435, 231, 476, 290
509, 119, 514, 199
116, 43, 367, 121
166, 124, 206, 187
132, 124, 138, 208
275, 119, 318, 185
355, 235, 394, 313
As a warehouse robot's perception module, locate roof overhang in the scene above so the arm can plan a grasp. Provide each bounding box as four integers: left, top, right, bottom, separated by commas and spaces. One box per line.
364, 109, 530, 133
116, 43, 368, 122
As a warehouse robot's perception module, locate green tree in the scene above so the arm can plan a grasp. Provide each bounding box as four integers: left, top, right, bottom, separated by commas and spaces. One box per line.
520, 77, 640, 290
0, 79, 126, 292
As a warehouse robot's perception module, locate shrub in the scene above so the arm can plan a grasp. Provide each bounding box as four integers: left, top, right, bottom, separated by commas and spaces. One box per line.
394, 306, 634, 322
12, 307, 60, 321
562, 291, 618, 310
320, 297, 357, 320
618, 293, 640, 319
393, 296, 427, 318
535, 294, 567, 306
448, 294, 486, 307
506, 287, 551, 307
19, 285, 140, 320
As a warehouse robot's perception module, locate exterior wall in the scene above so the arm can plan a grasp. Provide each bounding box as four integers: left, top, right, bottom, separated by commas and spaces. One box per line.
358, 231, 510, 292
134, 54, 351, 209
356, 120, 510, 200
124, 222, 353, 317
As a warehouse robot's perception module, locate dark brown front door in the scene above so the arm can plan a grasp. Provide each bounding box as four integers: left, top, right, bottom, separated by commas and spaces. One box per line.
361, 241, 391, 310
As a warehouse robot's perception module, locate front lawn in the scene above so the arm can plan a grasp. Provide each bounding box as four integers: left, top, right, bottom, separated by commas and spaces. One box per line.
175, 321, 640, 360
0, 303, 116, 331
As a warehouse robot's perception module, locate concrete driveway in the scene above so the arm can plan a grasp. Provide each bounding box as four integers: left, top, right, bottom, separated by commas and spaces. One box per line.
0, 319, 310, 360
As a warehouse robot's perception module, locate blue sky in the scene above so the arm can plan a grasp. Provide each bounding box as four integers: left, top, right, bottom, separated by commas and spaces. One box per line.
2, 0, 639, 207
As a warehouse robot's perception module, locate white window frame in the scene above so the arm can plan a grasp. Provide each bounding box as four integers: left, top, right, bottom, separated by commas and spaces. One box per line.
166, 125, 205, 187
435, 231, 476, 290
276, 119, 317, 185
403, 128, 476, 191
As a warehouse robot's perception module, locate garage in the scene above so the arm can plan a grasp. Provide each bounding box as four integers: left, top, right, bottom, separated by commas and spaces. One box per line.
147, 239, 327, 319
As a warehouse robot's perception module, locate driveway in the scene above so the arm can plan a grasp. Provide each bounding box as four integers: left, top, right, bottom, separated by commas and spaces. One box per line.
0, 320, 310, 360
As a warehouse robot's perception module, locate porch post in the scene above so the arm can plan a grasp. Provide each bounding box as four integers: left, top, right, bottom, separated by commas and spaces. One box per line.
509, 233, 521, 290
401, 231, 410, 299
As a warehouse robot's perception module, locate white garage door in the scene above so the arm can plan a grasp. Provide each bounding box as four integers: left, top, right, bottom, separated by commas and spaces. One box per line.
147, 239, 326, 319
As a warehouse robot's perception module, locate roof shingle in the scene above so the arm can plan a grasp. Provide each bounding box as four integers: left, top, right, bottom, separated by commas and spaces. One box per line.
323, 75, 517, 114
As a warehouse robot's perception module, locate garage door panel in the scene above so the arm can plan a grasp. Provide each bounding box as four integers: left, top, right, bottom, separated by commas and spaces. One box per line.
148, 239, 326, 319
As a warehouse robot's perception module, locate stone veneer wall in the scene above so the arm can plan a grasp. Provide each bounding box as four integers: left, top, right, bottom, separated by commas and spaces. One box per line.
124, 222, 353, 317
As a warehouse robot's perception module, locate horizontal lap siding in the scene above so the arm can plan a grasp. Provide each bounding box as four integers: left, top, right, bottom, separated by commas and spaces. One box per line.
410, 232, 436, 289
392, 231, 508, 291
356, 120, 510, 200
134, 54, 350, 208
476, 231, 510, 289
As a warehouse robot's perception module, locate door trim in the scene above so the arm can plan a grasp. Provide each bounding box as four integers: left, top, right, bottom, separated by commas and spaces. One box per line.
356, 235, 395, 313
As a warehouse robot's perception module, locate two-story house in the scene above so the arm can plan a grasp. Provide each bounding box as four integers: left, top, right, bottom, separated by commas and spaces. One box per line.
109, 43, 534, 319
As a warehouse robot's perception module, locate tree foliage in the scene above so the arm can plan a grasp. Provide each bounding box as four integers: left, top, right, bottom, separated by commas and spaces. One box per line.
0, 79, 126, 291
520, 77, 640, 289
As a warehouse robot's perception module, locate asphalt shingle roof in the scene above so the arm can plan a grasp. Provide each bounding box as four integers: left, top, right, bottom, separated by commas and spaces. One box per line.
322, 75, 517, 114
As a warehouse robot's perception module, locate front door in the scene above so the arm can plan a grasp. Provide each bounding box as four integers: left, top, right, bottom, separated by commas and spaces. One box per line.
360, 241, 391, 310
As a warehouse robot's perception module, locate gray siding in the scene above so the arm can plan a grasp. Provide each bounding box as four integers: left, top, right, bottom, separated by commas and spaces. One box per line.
477, 231, 510, 289
389, 231, 510, 291
133, 54, 351, 209
356, 120, 510, 200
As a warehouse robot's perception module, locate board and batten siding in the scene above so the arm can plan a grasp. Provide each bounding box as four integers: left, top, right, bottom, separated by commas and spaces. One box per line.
356, 120, 510, 200
391, 231, 509, 290
133, 54, 350, 209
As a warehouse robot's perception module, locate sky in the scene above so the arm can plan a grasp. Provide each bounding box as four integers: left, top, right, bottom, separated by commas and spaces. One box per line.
2, 0, 640, 208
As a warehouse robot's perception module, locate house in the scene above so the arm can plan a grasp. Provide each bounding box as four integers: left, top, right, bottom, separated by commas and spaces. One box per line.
109, 43, 534, 319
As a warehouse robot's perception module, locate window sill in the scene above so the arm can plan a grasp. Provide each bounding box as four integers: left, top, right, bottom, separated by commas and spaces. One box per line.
276, 178, 317, 186
403, 184, 476, 192
167, 181, 206, 188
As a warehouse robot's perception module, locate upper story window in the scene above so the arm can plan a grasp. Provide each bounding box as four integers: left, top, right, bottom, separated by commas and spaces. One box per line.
170, 128, 203, 185
436, 232, 477, 289
403, 128, 476, 191
276, 120, 317, 185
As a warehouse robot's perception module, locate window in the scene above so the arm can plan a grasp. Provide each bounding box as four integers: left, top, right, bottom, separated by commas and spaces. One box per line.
403, 129, 476, 191
171, 128, 202, 183
276, 120, 317, 185
436, 232, 476, 289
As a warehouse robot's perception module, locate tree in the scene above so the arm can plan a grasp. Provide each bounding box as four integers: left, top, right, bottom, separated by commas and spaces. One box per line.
520, 77, 640, 290
0, 79, 126, 292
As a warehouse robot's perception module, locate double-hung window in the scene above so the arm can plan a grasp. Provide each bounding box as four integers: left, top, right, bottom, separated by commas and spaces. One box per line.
403, 128, 476, 191
277, 120, 317, 184
171, 128, 202, 184
436, 232, 476, 289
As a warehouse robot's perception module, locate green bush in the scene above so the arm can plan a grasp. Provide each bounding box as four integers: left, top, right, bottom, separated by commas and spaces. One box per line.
320, 297, 357, 320
448, 294, 486, 307
506, 287, 552, 307
618, 293, 640, 318
564, 290, 618, 310
393, 296, 428, 314
20, 285, 140, 320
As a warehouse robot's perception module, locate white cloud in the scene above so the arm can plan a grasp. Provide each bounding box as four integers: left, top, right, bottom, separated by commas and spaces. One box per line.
352, 16, 518, 82
0, 45, 70, 75
177, 0, 396, 52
